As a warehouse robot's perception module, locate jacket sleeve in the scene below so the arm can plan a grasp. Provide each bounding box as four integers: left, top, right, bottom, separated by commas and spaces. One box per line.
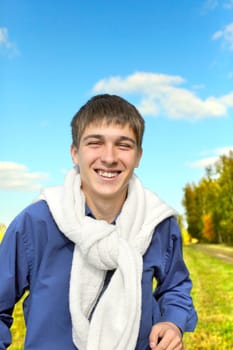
0, 216, 30, 349
153, 217, 198, 333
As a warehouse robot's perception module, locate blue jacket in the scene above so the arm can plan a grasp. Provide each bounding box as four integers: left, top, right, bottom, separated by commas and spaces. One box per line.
0, 200, 197, 349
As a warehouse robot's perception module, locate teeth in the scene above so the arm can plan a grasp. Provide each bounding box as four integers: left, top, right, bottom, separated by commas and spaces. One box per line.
98, 170, 118, 178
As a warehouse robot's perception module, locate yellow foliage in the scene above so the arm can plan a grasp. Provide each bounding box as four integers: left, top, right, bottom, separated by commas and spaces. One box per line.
0, 224, 6, 242
202, 213, 215, 242
181, 228, 192, 245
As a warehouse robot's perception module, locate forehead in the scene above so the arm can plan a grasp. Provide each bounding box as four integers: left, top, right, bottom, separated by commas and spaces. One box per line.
81, 120, 136, 140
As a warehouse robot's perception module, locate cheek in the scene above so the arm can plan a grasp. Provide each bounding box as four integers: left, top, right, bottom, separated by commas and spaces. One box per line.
77, 150, 98, 167
123, 154, 140, 168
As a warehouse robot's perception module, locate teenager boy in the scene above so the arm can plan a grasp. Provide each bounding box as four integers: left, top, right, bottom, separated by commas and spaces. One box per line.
0, 94, 197, 349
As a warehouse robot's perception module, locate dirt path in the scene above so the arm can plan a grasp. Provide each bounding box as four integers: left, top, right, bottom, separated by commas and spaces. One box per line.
187, 243, 233, 264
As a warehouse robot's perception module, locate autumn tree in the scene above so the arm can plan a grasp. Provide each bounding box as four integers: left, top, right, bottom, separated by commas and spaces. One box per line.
202, 213, 215, 242
182, 151, 233, 245
215, 151, 233, 244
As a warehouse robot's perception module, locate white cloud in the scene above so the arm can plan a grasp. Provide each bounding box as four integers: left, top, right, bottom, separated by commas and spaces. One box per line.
212, 22, 233, 51
0, 162, 48, 191
214, 146, 233, 156
188, 146, 233, 169
219, 92, 233, 106
92, 72, 233, 120
188, 157, 219, 169
0, 27, 19, 57
93, 72, 184, 95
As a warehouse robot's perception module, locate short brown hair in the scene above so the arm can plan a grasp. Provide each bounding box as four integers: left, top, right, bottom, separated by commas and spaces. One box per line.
71, 94, 144, 149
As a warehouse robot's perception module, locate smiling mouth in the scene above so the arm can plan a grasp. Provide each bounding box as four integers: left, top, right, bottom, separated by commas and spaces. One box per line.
96, 170, 120, 178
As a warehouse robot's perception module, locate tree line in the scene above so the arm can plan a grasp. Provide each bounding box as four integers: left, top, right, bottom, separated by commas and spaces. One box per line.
1, 151, 233, 247
182, 151, 233, 246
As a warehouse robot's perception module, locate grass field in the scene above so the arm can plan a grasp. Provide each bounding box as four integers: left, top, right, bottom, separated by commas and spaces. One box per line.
183, 245, 233, 350
5, 244, 233, 349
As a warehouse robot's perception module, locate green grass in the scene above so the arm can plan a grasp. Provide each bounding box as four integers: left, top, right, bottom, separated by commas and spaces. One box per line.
5, 245, 233, 349
183, 245, 233, 350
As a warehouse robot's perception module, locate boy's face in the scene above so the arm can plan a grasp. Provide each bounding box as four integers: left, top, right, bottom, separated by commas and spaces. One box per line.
71, 121, 142, 206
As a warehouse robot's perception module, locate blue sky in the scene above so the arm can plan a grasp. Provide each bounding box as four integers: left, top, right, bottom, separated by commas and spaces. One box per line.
1, 0, 233, 225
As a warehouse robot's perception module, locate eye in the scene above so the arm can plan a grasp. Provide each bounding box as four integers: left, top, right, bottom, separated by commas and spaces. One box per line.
118, 143, 132, 150
86, 140, 102, 147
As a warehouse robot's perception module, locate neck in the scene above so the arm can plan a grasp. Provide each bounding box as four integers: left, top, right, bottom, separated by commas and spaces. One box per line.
85, 193, 127, 223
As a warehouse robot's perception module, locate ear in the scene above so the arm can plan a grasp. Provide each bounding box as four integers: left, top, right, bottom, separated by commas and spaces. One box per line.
70, 144, 79, 165
135, 148, 143, 168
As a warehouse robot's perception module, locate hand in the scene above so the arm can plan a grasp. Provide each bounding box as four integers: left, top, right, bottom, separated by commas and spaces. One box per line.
149, 322, 183, 350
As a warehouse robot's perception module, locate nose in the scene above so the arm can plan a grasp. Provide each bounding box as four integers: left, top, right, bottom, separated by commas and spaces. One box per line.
100, 144, 117, 165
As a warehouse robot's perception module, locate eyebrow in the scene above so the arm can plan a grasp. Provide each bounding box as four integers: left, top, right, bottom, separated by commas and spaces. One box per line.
82, 134, 136, 145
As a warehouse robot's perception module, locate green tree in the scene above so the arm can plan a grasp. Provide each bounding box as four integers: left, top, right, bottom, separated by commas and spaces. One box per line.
182, 183, 203, 240
215, 151, 233, 244
182, 151, 233, 245
198, 174, 221, 243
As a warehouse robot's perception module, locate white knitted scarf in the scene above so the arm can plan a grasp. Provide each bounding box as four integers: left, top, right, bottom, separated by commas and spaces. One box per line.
40, 168, 175, 350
